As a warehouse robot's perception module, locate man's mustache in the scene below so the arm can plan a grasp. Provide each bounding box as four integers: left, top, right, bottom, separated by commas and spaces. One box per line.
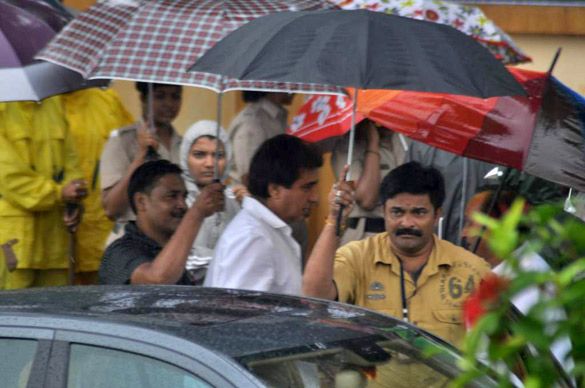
395, 228, 423, 237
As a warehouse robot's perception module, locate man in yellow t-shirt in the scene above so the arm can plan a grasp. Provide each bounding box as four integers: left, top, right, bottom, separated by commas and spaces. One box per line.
303, 161, 491, 348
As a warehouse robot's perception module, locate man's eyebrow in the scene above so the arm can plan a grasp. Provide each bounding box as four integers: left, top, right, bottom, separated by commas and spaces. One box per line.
303, 180, 318, 187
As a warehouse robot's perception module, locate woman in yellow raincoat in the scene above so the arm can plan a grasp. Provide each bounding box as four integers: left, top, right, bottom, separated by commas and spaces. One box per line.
0, 96, 85, 289
62, 88, 133, 284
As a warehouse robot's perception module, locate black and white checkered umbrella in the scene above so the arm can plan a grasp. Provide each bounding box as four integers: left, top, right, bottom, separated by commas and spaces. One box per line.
37, 0, 340, 93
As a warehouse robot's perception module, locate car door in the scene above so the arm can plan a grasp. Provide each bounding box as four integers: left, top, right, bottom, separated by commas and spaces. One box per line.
0, 326, 54, 388
45, 325, 261, 388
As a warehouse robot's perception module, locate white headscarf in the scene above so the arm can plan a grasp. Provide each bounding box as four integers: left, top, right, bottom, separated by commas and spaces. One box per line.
179, 120, 232, 199
179, 121, 239, 277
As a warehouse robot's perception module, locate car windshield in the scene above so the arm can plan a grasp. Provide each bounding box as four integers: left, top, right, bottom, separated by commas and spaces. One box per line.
240, 331, 495, 388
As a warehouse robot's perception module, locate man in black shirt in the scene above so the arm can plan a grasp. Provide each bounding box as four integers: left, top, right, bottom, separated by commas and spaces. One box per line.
99, 160, 224, 285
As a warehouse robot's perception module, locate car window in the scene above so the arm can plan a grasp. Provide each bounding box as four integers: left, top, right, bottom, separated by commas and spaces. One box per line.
248, 349, 451, 388
67, 344, 211, 388
245, 337, 494, 388
0, 338, 37, 388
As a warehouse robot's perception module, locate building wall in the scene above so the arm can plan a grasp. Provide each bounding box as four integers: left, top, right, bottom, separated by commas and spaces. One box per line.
512, 34, 585, 94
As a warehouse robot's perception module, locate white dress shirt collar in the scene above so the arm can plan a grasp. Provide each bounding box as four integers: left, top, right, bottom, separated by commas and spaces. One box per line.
243, 196, 291, 233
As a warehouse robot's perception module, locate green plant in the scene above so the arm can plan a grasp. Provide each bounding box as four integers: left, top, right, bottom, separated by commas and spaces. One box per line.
453, 200, 585, 388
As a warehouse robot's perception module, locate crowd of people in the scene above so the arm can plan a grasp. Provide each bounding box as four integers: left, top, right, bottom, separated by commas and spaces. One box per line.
0, 81, 576, 351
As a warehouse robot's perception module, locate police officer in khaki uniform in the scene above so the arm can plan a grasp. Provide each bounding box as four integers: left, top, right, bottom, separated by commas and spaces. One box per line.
303, 161, 491, 348
100, 83, 183, 244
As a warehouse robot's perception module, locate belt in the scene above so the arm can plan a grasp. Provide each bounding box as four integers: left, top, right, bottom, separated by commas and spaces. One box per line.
347, 217, 385, 233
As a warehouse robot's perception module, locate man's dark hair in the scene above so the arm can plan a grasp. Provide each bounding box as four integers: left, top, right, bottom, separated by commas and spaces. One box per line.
128, 160, 183, 213
248, 134, 323, 199
135, 82, 182, 98
380, 161, 445, 210
242, 91, 267, 103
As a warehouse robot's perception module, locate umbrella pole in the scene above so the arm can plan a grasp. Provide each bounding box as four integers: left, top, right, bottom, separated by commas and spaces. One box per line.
214, 78, 224, 181
336, 89, 358, 236
67, 230, 76, 286
471, 167, 511, 254
458, 157, 469, 245
214, 78, 225, 227
66, 203, 78, 286
346, 89, 358, 181
145, 83, 159, 160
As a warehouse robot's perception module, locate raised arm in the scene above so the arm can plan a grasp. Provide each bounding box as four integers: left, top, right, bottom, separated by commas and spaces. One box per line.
354, 122, 381, 210
101, 125, 159, 220
131, 182, 224, 284
303, 166, 354, 300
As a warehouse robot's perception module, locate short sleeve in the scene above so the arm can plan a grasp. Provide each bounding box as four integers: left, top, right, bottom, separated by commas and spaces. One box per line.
98, 243, 151, 285
100, 133, 131, 190
333, 244, 360, 304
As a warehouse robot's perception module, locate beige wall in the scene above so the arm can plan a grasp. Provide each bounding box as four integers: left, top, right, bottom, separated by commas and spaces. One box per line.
512, 34, 585, 95
110, 83, 243, 135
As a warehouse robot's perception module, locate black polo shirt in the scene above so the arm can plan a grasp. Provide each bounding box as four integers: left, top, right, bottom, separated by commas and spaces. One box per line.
99, 222, 193, 285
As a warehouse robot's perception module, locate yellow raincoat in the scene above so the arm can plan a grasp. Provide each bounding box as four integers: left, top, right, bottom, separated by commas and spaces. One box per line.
62, 88, 133, 273
0, 96, 83, 288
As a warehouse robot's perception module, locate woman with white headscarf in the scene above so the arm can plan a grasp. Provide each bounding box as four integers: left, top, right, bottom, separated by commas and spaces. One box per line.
180, 120, 244, 284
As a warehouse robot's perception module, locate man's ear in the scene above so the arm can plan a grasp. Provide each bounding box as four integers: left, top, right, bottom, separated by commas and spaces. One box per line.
434, 207, 443, 223
134, 192, 147, 213
267, 183, 281, 199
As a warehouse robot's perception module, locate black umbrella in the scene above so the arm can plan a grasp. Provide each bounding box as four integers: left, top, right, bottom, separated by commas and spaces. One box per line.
190, 9, 525, 98
190, 9, 527, 233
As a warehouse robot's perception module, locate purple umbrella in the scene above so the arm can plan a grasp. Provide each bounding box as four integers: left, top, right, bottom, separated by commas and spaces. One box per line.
0, 0, 106, 102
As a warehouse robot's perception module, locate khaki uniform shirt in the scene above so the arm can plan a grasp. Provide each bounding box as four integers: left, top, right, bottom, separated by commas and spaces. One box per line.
334, 233, 491, 347
228, 98, 288, 184
100, 122, 182, 222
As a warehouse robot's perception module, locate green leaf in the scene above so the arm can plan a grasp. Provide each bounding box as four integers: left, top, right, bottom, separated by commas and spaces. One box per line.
558, 259, 585, 286
524, 375, 543, 388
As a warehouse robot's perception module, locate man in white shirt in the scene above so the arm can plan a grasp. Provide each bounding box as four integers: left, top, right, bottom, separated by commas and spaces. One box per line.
204, 134, 323, 295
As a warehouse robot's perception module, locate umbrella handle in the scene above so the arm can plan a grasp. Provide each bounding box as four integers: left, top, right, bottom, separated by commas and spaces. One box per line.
65, 203, 78, 286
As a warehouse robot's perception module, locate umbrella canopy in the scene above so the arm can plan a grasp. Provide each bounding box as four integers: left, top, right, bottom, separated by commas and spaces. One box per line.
191, 8, 528, 236
288, 68, 585, 191
0, 0, 106, 102
0, 0, 70, 67
36, 0, 339, 94
330, 0, 530, 65
190, 9, 526, 98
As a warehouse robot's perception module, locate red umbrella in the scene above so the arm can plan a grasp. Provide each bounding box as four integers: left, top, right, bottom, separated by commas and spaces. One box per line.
288, 67, 585, 191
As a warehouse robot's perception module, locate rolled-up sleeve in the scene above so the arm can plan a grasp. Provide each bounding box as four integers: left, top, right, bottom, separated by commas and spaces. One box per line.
100, 133, 130, 190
